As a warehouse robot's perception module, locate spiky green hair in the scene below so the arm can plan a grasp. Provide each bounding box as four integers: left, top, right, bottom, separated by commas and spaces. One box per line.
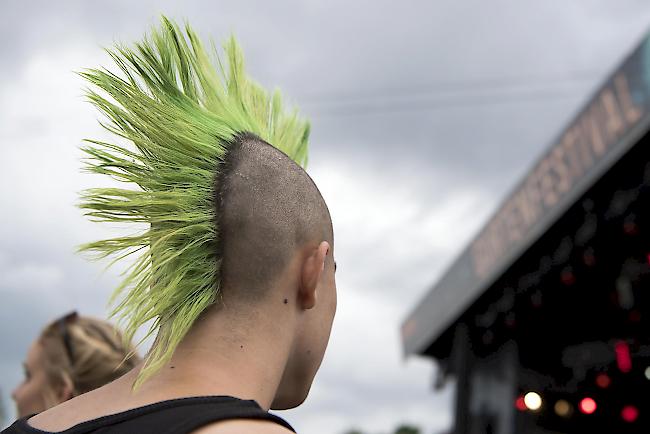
78, 16, 310, 387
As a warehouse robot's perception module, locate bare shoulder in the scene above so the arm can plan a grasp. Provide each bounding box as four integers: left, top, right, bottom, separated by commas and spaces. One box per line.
192, 419, 295, 434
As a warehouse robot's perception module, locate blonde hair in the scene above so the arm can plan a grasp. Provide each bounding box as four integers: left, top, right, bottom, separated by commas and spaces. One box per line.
38, 314, 141, 404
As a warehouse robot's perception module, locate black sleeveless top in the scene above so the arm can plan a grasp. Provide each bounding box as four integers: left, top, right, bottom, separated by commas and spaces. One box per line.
1, 396, 295, 434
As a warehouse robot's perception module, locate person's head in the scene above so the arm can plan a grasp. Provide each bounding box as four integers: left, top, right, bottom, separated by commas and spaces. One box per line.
216, 133, 336, 408
78, 16, 334, 406
11, 312, 141, 418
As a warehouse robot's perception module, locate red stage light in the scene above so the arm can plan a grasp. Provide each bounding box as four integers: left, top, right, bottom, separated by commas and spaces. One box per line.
615, 341, 632, 373
515, 396, 527, 412
560, 268, 575, 286
623, 221, 638, 235
579, 397, 597, 415
621, 405, 639, 423
595, 373, 611, 389
629, 310, 642, 323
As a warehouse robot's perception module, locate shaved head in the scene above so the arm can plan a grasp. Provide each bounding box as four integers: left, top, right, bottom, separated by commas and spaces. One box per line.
215, 133, 333, 298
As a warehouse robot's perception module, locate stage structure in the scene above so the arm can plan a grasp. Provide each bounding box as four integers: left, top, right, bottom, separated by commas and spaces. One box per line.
402, 30, 650, 434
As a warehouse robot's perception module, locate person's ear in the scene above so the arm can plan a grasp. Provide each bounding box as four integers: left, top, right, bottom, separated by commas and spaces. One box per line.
299, 241, 330, 310
56, 373, 74, 403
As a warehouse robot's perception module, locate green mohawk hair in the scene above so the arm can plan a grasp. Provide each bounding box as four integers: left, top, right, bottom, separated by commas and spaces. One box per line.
78, 16, 310, 388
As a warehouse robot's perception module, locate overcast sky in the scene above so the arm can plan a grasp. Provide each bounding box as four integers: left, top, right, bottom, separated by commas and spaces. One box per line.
2, 1, 650, 433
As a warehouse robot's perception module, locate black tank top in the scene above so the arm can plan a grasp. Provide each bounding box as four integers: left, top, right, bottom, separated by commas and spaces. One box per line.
1, 396, 295, 434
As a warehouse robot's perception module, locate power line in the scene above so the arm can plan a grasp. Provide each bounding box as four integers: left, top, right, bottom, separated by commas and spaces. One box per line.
296, 71, 602, 117
297, 70, 602, 105
303, 86, 592, 117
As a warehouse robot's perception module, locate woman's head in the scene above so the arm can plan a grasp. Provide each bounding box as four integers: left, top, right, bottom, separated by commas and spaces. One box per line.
11, 312, 141, 417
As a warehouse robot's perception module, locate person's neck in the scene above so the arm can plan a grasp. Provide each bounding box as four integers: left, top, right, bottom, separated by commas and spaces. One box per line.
125, 297, 296, 411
